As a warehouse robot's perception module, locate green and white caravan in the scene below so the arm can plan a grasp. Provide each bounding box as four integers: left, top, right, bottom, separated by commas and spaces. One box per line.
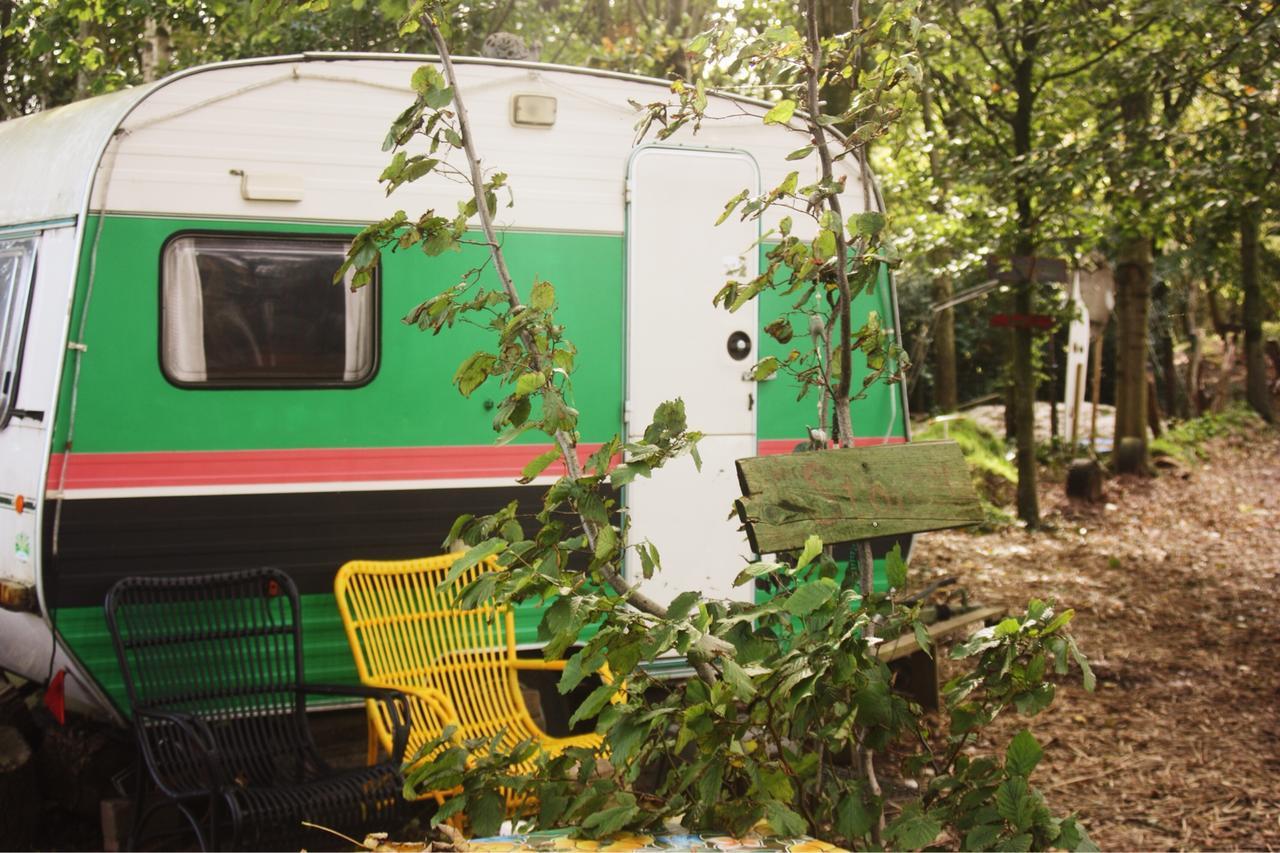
0, 53, 909, 723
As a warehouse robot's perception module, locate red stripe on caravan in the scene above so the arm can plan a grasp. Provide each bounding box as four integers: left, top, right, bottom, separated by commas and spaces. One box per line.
756, 436, 907, 456
46, 444, 606, 491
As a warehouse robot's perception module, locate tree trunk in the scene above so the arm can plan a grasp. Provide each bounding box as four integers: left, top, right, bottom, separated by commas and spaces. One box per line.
1113, 237, 1152, 467
141, 17, 172, 83
931, 275, 958, 412
0, 0, 14, 119
1010, 51, 1039, 526
1186, 279, 1203, 415
1240, 199, 1275, 422
1153, 279, 1186, 419
920, 80, 958, 413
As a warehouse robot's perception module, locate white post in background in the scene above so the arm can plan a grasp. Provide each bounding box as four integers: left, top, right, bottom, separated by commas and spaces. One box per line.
1063, 270, 1092, 452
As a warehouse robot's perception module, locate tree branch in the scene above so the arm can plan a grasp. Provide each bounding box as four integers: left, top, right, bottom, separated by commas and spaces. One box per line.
426, 14, 718, 684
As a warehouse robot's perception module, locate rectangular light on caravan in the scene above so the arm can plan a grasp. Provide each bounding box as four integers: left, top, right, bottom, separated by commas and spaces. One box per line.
511, 94, 557, 128
237, 172, 304, 202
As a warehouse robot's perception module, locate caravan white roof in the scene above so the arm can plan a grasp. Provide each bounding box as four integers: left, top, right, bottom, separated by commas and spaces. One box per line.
0, 84, 156, 227
0, 54, 875, 233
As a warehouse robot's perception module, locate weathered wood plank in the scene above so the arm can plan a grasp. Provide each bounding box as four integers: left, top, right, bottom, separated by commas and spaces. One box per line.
735, 441, 982, 554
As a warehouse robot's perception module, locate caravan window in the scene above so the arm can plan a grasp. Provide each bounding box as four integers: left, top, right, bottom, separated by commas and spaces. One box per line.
0, 236, 37, 428
161, 234, 377, 387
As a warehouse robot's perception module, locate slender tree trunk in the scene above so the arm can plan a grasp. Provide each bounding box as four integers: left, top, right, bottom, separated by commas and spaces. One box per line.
921, 80, 958, 412
931, 276, 959, 411
141, 17, 172, 83
74, 20, 92, 100
1113, 237, 1152, 468
1186, 279, 1203, 415
1153, 279, 1186, 419
1010, 50, 1039, 526
1240, 198, 1275, 422
0, 0, 14, 119
1111, 88, 1155, 472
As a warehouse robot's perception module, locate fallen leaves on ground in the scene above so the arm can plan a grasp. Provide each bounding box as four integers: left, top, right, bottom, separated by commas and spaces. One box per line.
913, 427, 1280, 850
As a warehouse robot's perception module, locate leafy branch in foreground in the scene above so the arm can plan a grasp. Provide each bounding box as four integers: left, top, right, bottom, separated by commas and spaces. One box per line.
341, 1, 1095, 848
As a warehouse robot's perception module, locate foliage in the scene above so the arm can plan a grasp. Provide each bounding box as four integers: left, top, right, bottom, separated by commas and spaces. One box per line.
333, 1, 1099, 849
1149, 405, 1267, 463
407, 567, 1095, 850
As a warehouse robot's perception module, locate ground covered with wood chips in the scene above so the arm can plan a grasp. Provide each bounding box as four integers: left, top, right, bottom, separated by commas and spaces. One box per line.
912, 427, 1280, 850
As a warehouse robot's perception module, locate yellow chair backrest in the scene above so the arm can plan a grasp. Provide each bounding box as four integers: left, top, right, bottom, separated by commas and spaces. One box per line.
335, 555, 529, 744
335, 554, 609, 816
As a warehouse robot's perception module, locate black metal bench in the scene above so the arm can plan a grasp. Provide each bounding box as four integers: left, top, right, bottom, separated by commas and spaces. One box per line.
105, 568, 411, 851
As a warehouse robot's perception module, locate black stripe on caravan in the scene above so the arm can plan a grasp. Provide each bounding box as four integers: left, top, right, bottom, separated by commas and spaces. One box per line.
42, 486, 545, 608
41, 487, 910, 610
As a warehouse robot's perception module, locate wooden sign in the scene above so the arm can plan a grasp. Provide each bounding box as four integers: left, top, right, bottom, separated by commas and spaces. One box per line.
985, 255, 1068, 284
989, 313, 1054, 330
734, 441, 983, 554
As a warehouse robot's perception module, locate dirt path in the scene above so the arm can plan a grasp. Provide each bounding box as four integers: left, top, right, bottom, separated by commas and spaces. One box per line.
913, 428, 1280, 851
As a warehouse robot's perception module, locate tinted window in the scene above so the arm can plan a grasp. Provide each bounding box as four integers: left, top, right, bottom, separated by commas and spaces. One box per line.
161, 234, 377, 387
0, 236, 37, 426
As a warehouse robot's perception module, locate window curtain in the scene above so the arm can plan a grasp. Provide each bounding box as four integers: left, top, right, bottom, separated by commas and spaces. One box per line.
162, 237, 207, 382
342, 264, 373, 382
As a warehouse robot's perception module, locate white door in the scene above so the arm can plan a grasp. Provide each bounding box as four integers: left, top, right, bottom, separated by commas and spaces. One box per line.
624, 147, 760, 606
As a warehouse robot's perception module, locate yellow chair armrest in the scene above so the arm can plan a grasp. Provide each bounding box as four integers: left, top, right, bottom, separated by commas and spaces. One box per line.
512, 659, 627, 705
511, 658, 567, 672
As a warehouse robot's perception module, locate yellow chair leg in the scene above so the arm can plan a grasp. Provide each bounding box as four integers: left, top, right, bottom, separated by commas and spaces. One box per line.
366, 713, 379, 765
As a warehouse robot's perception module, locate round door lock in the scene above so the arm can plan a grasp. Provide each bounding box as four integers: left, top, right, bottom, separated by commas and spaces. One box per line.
727, 331, 752, 361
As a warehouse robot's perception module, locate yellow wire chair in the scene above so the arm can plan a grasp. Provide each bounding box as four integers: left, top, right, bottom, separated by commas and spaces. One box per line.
334, 554, 610, 809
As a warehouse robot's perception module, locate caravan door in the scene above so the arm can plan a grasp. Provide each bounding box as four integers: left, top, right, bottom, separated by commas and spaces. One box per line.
623, 146, 760, 606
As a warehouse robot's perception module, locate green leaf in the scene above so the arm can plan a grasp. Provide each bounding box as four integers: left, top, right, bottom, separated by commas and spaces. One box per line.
763, 800, 807, 836
964, 823, 1002, 851
443, 538, 503, 587
848, 211, 886, 237
1005, 729, 1043, 777
1068, 636, 1095, 691
1040, 608, 1074, 636
530, 279, 555, 311
581, 793, 640, 837
913, 622, 933, 658
518, 446, 561, 484
994, 617, 1022, 637
786, 577, 837, 616
752, 356, 780, 381
667, 590, 701, 622
715, 189, 750, 225
720, 657, 757, 700
836, 790, 877, 839
786, 145, 815, 161
594, 524, 618, 561
995, 777, 1034, 829
453, 351, 496, 397
885, 541, 907, 589
763, 99, 797, 125
885, 807, 942, 850
794, 533, 823, 570
568, 681, 620, 728
560, 646, 606, 694
515, 371, 547, 397
813, 228, 837, 260
468, 790, 505, 837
